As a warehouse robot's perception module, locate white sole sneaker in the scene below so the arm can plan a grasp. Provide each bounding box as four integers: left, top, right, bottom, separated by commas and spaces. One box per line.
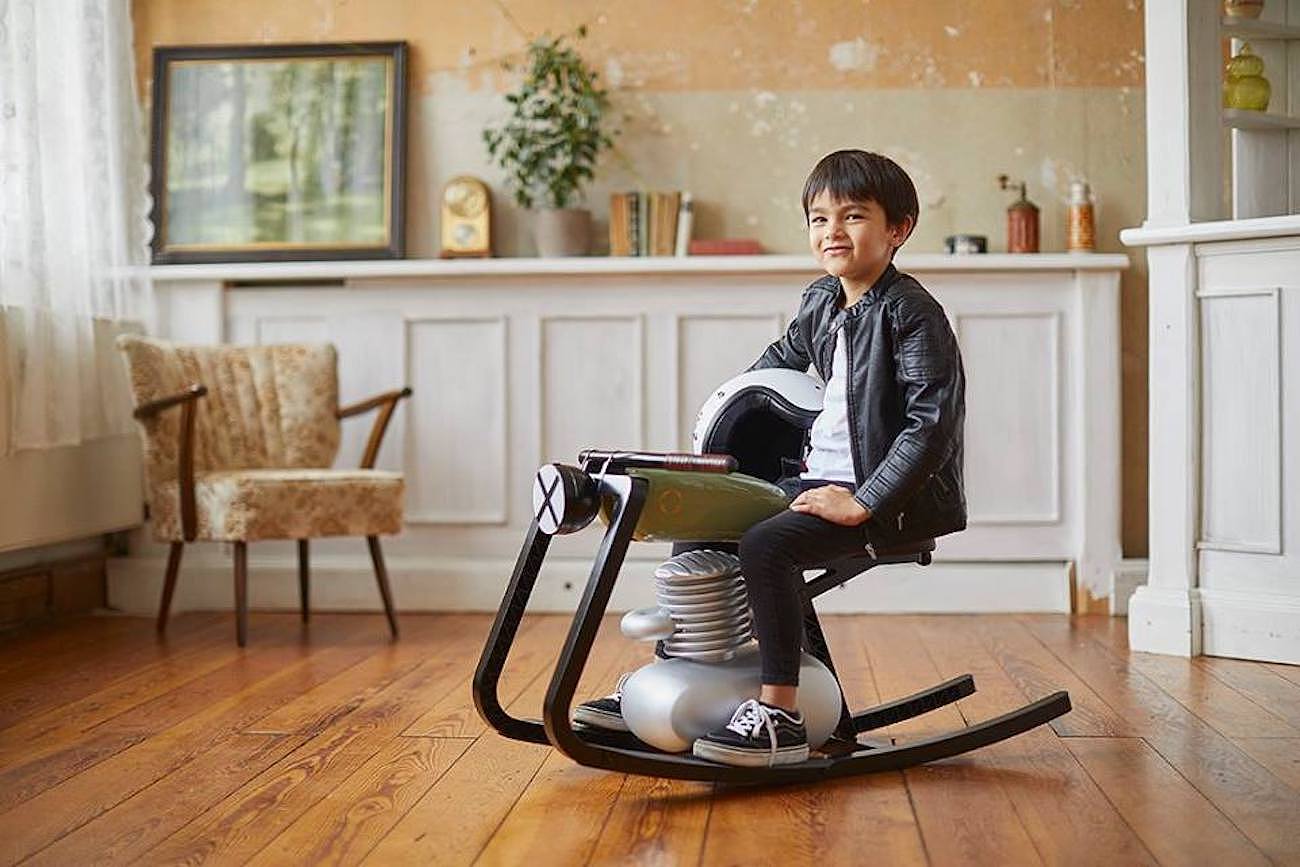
692, 740, 810, 767
572, 705, 630, 732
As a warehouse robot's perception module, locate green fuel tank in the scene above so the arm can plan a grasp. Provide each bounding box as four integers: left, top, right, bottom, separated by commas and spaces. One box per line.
600, 468, 790, 542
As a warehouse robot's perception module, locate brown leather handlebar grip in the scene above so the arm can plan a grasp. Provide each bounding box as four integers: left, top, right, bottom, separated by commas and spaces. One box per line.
576, 449, 738, 474
661, 453, 738, 474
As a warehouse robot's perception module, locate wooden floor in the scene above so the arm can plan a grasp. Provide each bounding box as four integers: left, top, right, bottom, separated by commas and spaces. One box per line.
0, 612, 1298, 866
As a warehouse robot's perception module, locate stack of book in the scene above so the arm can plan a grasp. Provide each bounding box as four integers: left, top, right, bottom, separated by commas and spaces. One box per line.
609, 191, 693, 257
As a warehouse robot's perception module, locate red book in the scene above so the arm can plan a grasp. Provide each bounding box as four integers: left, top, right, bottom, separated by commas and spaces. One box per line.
687, 239, 765, 256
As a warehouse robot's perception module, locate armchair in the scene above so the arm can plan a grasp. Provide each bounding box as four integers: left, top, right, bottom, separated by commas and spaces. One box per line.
118, 336, 411, 645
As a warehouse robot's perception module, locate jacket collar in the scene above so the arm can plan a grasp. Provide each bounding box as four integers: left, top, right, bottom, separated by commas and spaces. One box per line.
837, 263, 899, 315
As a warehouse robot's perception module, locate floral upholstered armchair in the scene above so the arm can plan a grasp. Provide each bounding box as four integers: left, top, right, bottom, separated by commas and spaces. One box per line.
118, 335, 410, 646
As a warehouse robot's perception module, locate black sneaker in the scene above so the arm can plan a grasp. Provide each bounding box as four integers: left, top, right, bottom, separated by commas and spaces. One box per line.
693, 699, 810, 767
572, 673, 631, 731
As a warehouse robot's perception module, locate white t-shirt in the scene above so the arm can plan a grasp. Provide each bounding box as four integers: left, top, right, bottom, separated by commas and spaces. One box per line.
802, 331, 856, 482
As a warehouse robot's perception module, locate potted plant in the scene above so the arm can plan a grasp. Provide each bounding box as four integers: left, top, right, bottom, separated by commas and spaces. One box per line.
483, 27, 616, 257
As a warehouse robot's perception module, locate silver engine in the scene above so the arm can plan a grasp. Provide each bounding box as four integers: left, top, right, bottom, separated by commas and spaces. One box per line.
618, 550, 843, 753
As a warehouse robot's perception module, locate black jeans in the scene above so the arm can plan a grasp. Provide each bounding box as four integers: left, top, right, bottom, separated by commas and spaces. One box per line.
665, 477, 872, 687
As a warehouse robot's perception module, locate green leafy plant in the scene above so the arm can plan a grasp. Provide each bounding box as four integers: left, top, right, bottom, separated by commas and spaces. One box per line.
483, 27, 616, 210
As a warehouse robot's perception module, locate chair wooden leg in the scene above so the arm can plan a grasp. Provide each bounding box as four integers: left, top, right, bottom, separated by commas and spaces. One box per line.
366, 536, 399, 639
297, 539, 310, 623
233, 541, 249, 647
156, 542, 184, 635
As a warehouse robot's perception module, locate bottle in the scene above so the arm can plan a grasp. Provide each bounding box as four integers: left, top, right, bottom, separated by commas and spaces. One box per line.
999, 175, 1040, 254
1067, 179, 1096, 253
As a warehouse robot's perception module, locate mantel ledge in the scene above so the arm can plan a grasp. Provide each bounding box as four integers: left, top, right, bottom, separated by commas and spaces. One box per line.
1121, 214, 1300, 248
141, 252, 1130, 284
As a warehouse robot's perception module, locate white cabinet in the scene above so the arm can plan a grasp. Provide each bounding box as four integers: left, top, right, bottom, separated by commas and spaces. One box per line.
108, 254, 1127, 615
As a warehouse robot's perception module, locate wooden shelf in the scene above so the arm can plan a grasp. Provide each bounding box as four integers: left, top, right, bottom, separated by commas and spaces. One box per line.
1223, 107, 1300, 129
1221, 16, 1300, 40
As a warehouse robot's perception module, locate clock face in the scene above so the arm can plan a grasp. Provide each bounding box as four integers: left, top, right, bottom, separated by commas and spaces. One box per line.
445, 181, 487, 218
453, 223, 480, 246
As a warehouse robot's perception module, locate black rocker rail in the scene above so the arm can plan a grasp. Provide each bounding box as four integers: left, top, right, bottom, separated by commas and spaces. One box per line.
473, 450, 1072, 784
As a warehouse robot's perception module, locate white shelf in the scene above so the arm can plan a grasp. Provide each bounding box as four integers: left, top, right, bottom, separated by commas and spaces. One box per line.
1221, 16, 1300, 40
1120, 213, 1300, 247
1223, 107, 1300, 129
139, 252, 1131, 283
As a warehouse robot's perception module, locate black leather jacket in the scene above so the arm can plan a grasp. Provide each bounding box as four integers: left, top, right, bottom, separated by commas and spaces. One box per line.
751, 264, 966, 546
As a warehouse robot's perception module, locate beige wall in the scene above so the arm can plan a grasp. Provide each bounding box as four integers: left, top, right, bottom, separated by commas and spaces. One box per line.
133, 0, 1149, 558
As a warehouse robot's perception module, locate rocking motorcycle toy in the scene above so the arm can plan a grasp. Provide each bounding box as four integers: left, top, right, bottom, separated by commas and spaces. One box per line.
473, 370, 1071, 783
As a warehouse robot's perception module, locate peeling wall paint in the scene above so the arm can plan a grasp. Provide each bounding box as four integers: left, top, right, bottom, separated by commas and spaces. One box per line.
133, 0, 1145, 95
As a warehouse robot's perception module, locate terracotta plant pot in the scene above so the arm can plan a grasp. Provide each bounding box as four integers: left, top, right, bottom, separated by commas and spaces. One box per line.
534, 208, 592, 257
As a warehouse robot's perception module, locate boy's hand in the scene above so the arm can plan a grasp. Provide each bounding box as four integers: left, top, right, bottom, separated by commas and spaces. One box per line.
789, 486, 871, 526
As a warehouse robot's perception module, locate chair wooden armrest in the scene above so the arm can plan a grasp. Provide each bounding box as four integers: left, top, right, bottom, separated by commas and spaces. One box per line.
337, 387, 413, 469
132, 383, 208, 419
132, 383, 207, 541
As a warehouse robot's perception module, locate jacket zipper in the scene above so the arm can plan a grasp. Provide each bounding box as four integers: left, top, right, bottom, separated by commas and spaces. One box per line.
842, 317, 864, 488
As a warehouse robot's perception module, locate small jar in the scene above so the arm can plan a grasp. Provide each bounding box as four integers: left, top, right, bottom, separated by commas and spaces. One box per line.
1067, 180, 1096, 253
1224, 43, 1271, 112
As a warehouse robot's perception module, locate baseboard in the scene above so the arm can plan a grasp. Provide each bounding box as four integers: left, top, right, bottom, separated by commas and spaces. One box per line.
1127, 585, 1201, 656
108, 549, 1071, 615
0, 552, 108, 632
1199, 589, 1300, 665
1109, 558, 1149, 616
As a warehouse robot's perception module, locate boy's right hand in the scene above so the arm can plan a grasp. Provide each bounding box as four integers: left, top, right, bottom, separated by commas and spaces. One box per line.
790, 485, 871, 526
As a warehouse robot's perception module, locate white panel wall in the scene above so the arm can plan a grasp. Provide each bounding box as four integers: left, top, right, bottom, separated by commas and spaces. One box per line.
676, 315, 783, 448
1128, 236, 1300, 663
1198, 289, 1282, 554
958, 313, 1061, 525
114, 257, 1125, 615
406, 318, 507, 524
541, 316, 644, 464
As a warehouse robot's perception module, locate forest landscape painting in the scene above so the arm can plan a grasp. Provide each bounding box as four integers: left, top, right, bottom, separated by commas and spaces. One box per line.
149, 42, 407, 263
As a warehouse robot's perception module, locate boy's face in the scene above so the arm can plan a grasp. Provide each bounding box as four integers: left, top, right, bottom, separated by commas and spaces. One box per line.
806, 190, 912, 283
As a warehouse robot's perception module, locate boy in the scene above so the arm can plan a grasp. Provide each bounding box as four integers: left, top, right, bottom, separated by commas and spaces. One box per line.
577, 150, 966, 767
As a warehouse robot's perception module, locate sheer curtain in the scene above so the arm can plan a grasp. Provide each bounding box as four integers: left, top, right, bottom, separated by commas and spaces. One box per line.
0, 0, 153, 454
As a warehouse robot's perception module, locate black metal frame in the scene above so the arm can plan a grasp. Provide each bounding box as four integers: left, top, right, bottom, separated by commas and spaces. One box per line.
474, 473, 1071, 784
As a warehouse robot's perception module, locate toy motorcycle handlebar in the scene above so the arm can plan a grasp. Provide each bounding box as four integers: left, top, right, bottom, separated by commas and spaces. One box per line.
577, 449, 737, 475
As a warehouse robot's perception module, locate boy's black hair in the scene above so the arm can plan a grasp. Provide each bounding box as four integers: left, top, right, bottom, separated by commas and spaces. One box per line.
801, 150, 919, 245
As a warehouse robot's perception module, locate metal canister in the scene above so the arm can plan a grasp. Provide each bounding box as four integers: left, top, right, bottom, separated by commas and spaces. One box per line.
1006, 182, 1040, 254
1067, 179, 1096, 253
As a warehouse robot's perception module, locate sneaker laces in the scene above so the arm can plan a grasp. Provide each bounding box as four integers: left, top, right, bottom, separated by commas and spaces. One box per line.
723, 698, 788, 765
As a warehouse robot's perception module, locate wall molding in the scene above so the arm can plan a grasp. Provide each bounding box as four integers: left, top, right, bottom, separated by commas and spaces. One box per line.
539, 314, 646, 461
403, 315, 509, 525
954, 310, 1063, 526
1196, 287, 1281, 554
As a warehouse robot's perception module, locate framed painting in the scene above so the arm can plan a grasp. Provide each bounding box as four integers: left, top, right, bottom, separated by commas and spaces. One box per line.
149, 42, 407, 263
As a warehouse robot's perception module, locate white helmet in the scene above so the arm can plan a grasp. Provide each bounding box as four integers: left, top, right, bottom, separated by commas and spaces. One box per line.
691, 369, 824, 482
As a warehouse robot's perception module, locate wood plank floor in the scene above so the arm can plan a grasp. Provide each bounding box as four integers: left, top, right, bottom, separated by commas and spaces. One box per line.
1, 611, 1297, 866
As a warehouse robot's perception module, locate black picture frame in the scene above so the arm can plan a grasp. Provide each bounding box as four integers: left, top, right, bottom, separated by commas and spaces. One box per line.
149, 41, 407, 264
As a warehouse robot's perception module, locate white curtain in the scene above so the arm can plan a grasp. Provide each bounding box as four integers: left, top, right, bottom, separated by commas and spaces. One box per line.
0, 0, 152, 454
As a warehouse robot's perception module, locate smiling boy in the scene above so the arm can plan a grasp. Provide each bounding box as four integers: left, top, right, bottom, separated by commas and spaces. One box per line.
578, 150, 967, 767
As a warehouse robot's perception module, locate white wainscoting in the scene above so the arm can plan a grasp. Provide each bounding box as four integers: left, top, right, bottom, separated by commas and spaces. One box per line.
1122, 226, 1300, 663
109, 254, 1126, 615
